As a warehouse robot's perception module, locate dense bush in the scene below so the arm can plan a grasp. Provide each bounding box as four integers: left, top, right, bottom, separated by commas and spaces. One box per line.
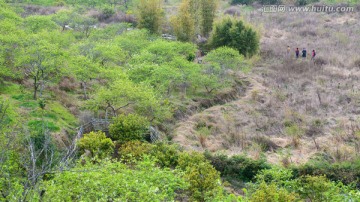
41, 158, 188, 201
77, 131, 114, 158
178, 152, 222, 201
118, 140, 153, 163
117, 141, 180, 167
150, 142, 180, 168
205, 152, 270, 182
204, 47, 246, 70
249, 182, 298, 202
109, 114, 149, 143
209, 18, 259, 57
296, 175, 360, 201
247, 167, 360, 201
292, 159, 360, 188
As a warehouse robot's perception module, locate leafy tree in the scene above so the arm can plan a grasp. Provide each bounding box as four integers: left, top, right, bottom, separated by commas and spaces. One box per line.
127, 39, 201, 98
17, 34, 65, 99
201, 47, 247, 94
171, 0, 195, 42
24, 15, 59, 33
77, 131, 114, 158
51, 9, 75, 31
129, 39, 196, 64
109, 114, 149, 143
114, 29, 151, 55
136, 0, 164, 34
67, 55, 99, 100
71, 15, 97, 38
88, 79, 169, 121
91, 42, 126, 66
0, 3, 24, 81
210, 18, 259, 57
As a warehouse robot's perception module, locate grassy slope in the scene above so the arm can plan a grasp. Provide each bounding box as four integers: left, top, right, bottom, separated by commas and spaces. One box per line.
0, 81, 78, 139
173, 4, 360, 165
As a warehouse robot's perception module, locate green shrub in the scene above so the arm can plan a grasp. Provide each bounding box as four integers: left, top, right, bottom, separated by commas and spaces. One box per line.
205, 153, 270, 182
249, 182, 298, 202
209, 18, 259, 57
297, 175, 349, 202
292, 159, 360, 187
41, 158, 188, 201
150, 142, 180, 168
118, 141, 180, 167
101, 6, 115, 20
77, 131, 114, 158
204, 47, 246, 70
118, 140, 153, 163
109, 114, 149, 143
178, 152, 222, 201
177, 151, 207, 170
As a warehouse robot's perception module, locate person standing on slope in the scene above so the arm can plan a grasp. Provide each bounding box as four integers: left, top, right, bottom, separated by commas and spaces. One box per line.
302, 48, 307, 58
295, 48, 300, 58
311, 50, 316, 60
287, 46, 291, 56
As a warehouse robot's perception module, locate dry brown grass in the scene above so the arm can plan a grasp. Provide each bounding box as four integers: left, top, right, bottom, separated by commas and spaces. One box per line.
172, 8, 360, 165
22, 5, 62, 16
59, 76, 77, 92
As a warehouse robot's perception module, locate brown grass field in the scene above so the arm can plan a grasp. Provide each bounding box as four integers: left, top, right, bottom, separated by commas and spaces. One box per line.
173, 5, 360, 165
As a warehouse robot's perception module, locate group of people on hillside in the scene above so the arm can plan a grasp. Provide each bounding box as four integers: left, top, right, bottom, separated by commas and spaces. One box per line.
287, 46, 316, 60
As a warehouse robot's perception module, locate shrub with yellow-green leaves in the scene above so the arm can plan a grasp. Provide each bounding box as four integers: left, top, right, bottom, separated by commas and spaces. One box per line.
178, 152, 223, 202
249, 182, 298, 202
77, 131, 114, 158
40, 158, 188, 201
109, 114, 149, 143
118, 140, 153, 163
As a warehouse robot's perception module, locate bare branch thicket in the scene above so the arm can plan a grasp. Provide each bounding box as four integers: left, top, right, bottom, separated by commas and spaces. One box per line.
20, 122, 80, 199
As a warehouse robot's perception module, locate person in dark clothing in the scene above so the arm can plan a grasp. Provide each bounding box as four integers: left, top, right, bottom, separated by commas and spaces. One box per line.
295, 48, 300, 58
311, 50, 316, 60
302, 48, 307, 58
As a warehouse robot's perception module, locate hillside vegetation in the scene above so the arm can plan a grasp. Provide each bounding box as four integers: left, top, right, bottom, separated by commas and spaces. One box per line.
1, 0, 360, 201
